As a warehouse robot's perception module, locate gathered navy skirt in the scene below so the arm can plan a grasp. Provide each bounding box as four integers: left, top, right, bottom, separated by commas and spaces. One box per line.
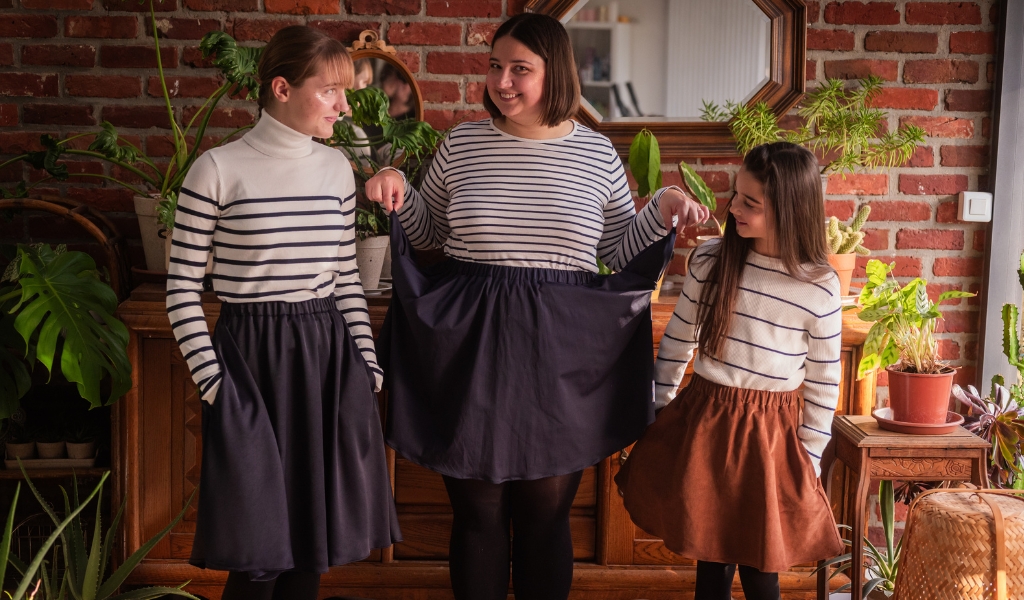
190, 297, 401, 579
380, 214, 675, 482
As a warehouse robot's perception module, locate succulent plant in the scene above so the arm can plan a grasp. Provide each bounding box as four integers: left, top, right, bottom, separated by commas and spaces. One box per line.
827, 205, 871, 255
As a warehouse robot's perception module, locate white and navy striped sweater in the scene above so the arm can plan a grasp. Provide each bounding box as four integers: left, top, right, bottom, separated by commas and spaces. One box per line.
655, 238, 843, 475
396, 119, 671, 270
166, 112, 381, 404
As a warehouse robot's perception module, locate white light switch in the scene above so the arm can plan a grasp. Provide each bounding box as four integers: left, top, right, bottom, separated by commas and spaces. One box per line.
958, 191, 992, 222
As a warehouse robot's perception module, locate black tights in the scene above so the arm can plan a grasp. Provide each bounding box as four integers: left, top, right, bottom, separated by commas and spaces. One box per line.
221, 570, 321, 600
695, 561, 780, 600
443, 470, 584, 600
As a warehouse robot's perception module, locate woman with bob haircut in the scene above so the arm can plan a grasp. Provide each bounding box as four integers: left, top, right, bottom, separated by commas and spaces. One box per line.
365, 12, 709, 600
167, 25, 400, 600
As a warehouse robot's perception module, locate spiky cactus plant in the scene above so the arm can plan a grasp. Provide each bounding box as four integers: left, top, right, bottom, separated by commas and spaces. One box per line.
996, 252, 1024, 402
827, 205, 871, 255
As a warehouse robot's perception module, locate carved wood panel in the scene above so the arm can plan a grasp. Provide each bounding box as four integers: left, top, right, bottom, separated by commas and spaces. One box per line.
870, 457, 974, 479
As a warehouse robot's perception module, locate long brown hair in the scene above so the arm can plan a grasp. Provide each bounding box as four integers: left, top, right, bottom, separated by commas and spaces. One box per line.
257, 25, 354, 112
483, 13, 580, 127
694, 142, 833, 359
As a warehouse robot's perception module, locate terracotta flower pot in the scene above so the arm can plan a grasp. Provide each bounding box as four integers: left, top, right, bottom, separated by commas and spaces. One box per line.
5, 441, 35, 460
886, 365, 955, 425
828, 252, 856, 296
36, 441, 67, 459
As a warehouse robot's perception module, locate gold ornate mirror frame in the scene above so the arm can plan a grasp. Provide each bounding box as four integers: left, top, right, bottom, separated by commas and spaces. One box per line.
347, 30, 425, 122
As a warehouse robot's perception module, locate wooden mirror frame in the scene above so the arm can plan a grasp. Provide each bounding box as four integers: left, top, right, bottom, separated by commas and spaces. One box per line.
526, 0, 807, 159
347, 30, 425, 122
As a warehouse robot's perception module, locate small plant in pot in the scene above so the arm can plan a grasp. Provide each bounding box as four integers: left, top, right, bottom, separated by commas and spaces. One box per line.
856, 259, 975, 424
34, 424, 65, 460
3, 417, 36, 460
354, 203, 391, 292
64, 420, 100, 460
827, 205, 871, 296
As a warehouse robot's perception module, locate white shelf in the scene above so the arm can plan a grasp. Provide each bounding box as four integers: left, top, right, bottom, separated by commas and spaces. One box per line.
566, 21, 616, 31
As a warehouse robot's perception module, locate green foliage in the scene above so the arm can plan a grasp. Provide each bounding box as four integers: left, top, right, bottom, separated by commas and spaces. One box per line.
677, 161, 716, 212
355, 205, 389, 240
0, 245, 130, 418
200, 30, 261, 101
827, 205, 871, 255
954, 383, 1024, 487
855, 259, 975, 378
702, 76, 925, 175
628, 129, 663, 199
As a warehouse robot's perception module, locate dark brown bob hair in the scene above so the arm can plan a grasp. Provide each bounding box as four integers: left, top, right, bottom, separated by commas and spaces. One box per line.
258, 25, 354, 111
483, 13, 581, 127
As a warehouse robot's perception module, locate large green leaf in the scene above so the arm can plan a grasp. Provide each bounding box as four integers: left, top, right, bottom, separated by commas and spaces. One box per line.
87, 122, 140, 165
23, 134, 69, 181
628, 129, 661, 198
346, 87, 391, 129
678, 161, 716, 211
200, 31, 261, 100
10, 247, 131, 407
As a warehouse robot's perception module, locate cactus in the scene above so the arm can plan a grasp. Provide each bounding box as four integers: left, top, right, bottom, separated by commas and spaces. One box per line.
999, 251, 1024, 403
827, 205, 871, 256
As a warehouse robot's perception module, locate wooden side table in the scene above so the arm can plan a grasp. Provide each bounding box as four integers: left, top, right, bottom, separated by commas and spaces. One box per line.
816, 415, 990, 600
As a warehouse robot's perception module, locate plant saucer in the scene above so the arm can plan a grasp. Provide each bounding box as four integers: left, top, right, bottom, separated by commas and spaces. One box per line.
872, 407, 964, 435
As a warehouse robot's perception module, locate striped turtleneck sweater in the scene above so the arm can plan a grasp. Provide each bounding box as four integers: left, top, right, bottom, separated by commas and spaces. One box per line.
166, 112, 381, 404
655, 238, 843, 475
396, 118, 673, 270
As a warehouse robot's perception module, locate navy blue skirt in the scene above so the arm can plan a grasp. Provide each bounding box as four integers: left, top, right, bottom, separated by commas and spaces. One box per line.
380, 214, 675, 482
190, 297, 401, 579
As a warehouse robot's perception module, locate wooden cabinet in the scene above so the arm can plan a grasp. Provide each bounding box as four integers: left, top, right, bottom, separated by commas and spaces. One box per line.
114, 285, 872, 600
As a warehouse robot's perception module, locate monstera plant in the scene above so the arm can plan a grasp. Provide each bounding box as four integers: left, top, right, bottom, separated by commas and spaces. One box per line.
0, 244, 130, 419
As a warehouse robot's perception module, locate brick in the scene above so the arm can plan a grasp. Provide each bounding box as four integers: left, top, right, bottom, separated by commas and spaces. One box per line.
0, 44, 12, 67
308, 20, 379, 43
950, 31, 995, 54
936, 200, 958, 223
700, 157, 744, 165
866, 200, 931, 221
62, 132, 143, 151
807, 59, 817, 81
466, 81, 486, 104
0, 132, 58, 153
697, 171, 731, 193
807, 28, 855, 51
22, 44, 96, 67
102, 105, 173, 129
468, 22, 500, 46
933, 257, 983, 277
388, 22, 461, 46
982, 117, 991, 138
149, 76, 222, 98
427, 0, 500, 17
945, 89, 992, 112
23, 104, 96, 126
24, 0, 94, 8
0, 15, 58, 38
67, 74, 141, 98
183, 106, 254, 127
345, 0, 419, 15
427, 52, 489, 75
424, 108, 489, 130
823, 59, 898, 81
0, 74, 58, 97
65, 187, 136, 212
229, 18, 302, 42
265, 0, 339, 15
823, 2, 900, 25
906, 2, 982, 25
900, 116, 974, 139
27, 160, 102, 183
952, 365, 977, 386
899, 174, 969, 195
861, 228, 889, 250
104, 0, 177, 10
666, 252, 687, 276
896, 228, 963, 250
146, 134, 218, 157
987, 62, 995, 83
806, 0, 821, 23
101, 46, 178, 69
417, 80, 460, 103
146, 18, 221, 40
940, 145, 989, 167
935, 310, 979, 334
973, 229, 986, 252
181, 47, 215, 68
937, 338, 961, 358
907, 145, 934, 167
904, 59, 979, 84
185, 0, 257, 9
863, 31, 938, 53
868, 87, 938, 110
826, 174, 888, 195
0, 104, 16, 127
825, 200, 855, 220
397, 51, 420, 74
65, 16, 138, 38
855, 255, 922, 278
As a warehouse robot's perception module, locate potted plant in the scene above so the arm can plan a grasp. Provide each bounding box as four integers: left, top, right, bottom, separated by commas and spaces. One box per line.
3, 418, 35, 460
0, 244, 131, 418
855, 259, 975, 424
354, 204, 391, 292
0, 9, 260, 272
63, 419, 100, 460
33, 424, 65, 460
827, 205, 871, 296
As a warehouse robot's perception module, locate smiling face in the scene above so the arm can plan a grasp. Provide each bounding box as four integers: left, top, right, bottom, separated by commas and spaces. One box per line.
730, 167, 777, 255
487, 36, 547, 127
265, 63, 349, 139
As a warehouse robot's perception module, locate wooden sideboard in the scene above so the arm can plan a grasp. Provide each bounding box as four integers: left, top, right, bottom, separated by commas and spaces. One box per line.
113, 284, 873, 600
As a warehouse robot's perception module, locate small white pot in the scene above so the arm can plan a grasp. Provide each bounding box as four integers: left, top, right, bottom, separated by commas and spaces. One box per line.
36, 441, 66, 459
135, 195, 168, 272
66, 441, 96, 460
355, 235, 390, 291
5, 441, 36, 460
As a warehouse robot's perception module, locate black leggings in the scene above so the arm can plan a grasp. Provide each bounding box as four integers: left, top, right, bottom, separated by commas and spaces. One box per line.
695, 561, 780, 600
221, 570, 321, 600
443, 470, 584, 600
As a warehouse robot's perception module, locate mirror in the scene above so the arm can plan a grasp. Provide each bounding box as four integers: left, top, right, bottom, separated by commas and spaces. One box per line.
528, 0, 807, 159
348, 31, 424, 122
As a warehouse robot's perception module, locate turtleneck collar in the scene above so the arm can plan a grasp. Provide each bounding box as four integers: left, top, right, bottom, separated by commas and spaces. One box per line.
243, 110, 314, 159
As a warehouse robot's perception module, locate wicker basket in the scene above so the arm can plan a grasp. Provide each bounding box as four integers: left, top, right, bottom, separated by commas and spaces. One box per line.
894, 489, 1024, 600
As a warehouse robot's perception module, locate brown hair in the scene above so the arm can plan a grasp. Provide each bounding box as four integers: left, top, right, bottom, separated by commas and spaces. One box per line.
483, 13, 580, 127
694, 142, 833, 359
257, 25, 354, 111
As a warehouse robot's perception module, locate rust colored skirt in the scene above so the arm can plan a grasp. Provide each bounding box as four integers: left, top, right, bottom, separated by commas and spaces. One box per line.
614, 376, 844, 573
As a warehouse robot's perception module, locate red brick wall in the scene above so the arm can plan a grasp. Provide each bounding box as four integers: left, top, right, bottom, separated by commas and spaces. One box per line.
0, 0, 997, 398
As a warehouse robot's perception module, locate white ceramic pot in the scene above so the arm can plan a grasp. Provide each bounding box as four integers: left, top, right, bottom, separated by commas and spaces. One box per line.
355, 235, 389, 292
5, 441, 35, 460
380, 240, 392, 280
66, 441, 96, 460
134, 195, 168, 272
36, 441, 66, 459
